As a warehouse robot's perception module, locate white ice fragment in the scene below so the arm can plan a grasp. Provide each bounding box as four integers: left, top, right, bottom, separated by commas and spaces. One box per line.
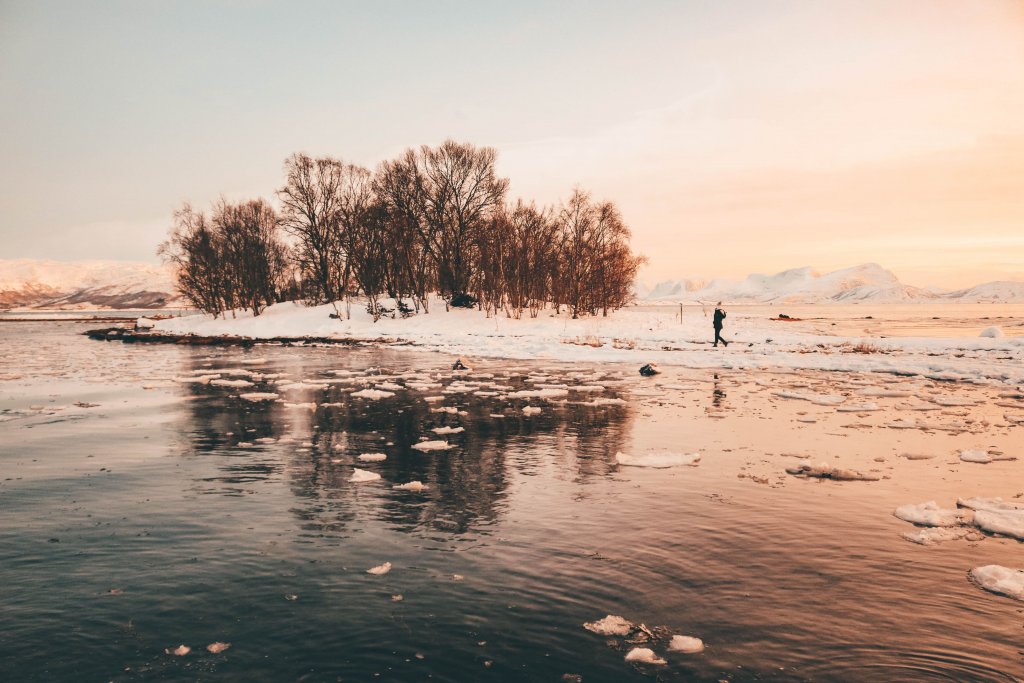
357, 453, 387, 462
376, 382, 403, 391
582, 614, 633, 636
836, 402, 880, 412
351, 388, 395, 400
211, 378, 254, 388
893, 501, 962, 527
206, 642, 231, 654
411, 440, 452, 452
615, 451, 700, 468
901, 527, 972, 545
239, 392, 279, 401
367, 562, 392, 576
957, 497, 1024, 513
960, 449, 1015, 464
166, 645, 190, 656
979, 326, 1003, 338
970, 565, 1024, 600
786, 462, 879, 481
521, 406, 542, 416
431, 426, 464, 435
349, 468, 381, 483
394, 481, 428, 492
624, 648, 666, 665
667, 635, 704, 653
973, 509, 1024, 540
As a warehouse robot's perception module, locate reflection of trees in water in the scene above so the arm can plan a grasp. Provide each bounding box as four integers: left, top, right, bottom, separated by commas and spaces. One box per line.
178, 354, 633, 535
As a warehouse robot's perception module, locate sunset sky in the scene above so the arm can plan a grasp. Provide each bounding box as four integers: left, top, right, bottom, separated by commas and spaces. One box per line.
1, 0, 1022, 288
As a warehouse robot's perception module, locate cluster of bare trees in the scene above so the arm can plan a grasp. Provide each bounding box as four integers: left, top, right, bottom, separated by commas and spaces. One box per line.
162, 140, 645, 320
159, 198, 290, 317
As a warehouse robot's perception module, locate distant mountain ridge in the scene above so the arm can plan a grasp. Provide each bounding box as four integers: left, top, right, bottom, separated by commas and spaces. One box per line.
0, 259, 178, 310
641, 263, 1024, 304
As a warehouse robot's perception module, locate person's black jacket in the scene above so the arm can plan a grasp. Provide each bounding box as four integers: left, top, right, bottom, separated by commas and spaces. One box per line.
713, 308, 726, 328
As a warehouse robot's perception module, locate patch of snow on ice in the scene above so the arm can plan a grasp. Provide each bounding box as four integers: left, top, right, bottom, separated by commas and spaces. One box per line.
615, 451, 701, 468
582, 614, 633, 636
894, 501, 962, 527
667, 635, 705, 653
970, 565, 1024, 600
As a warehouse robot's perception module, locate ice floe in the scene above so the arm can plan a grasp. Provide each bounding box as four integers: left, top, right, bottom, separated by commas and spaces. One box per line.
901, 527, 975, 545
667, 635, 704, 653
411, 440, 453, 452
972, 509, 1024, 540
624, 648, 666, 665
431, 426, 464, 435
970, 565, 1023, 600
239, 392, 279, 401
583, 614, 633, 636
894, 501, 963, 527
357, 453, 387, 462
349, 468, 381, 483
206, 642, 231, 654
521, 406, 542, 416
960, 449, 1016, 464
351, 388, 395, 400
786, 461, 879, 481
394, 481, 428, 492
367, 562, 392, 576
615, 451, 700, 468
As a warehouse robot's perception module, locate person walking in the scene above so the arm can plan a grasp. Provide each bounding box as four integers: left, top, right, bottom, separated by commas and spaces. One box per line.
713, 302, 729, 347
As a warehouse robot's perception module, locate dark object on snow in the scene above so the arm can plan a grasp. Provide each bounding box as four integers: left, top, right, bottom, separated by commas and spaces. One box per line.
777, 313, 791, 319
639, 363, 660, 377
449, 293, 477, 308
713, 305, 729, 347
770, 316, 803, 321
329, 313, 341, 319
452, 359, 469, 371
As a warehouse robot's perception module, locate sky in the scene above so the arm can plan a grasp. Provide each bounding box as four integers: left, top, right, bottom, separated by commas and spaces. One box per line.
1, 0, 1022, 289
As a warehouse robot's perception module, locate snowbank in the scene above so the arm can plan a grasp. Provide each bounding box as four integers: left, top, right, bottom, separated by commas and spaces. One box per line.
151, 298, 1024, 385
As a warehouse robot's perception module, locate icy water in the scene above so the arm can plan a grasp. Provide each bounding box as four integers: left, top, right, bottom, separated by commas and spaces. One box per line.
1, 323, 1022, 682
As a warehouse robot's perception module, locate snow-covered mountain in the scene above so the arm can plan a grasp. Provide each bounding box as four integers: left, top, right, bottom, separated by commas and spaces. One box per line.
641, 264, 1024, 304
0, 259, 178, 310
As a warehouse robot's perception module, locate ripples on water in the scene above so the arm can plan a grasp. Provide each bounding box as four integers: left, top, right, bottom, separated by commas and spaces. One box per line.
1, 322, 1022, 681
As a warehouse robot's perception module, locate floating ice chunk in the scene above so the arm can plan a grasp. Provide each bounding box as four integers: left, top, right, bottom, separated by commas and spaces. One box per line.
206, 642, 231, 654
351, 389, 395, 400
786, 462, 879, 481
979, 326, 1003, 338
211, 378, 254, 388
166, 645, 190, 656
431, 406, 458, 413
350, 468, 381, 483
624, 648, 666, 665
901, 527, 972, 545
970, 565, 1024, 600
973, 509, 1024, 540
376, 382, 403, 391
583, 614, 633, 636
522, 406, 542, 416
773, 391, 845, 406
357, 453, 387, 462
569, 385, 606, 392
367, 562, 392, 576
411, 440, 452, 452
836, 402, 880, 412
667, 635, 704, 653
615, 451, 700, 468
932, 397, 976, 407
432, 426, 464, 435
960, 449, 1015, 464
894, 501, 962, 527
394, 481, 428, 492
957, 497, 1024, 513
283, 402, 316, 410
580, 397, 627, 406
239, 392, 279, 401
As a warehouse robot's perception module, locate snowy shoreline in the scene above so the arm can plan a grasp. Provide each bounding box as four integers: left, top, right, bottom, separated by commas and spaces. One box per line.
146, 299, 1024, 386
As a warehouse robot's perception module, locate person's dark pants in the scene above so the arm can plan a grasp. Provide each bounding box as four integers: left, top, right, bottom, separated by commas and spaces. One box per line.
714, 327, 727, 347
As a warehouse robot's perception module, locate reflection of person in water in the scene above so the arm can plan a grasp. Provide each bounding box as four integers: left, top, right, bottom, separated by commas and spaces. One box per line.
712, 373, 725, 407
713, 303, 729, 347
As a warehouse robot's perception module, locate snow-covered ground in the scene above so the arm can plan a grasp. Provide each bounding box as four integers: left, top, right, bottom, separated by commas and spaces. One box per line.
152, 298, 1024, 385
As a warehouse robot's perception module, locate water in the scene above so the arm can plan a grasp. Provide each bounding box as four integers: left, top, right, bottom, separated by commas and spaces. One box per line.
1, 322, 1022, 681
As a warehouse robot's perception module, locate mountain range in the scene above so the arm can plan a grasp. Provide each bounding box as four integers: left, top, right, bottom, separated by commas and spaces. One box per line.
1, 259, 1022, 310
0, 259, 178, 310
639, 263, 1024, 304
